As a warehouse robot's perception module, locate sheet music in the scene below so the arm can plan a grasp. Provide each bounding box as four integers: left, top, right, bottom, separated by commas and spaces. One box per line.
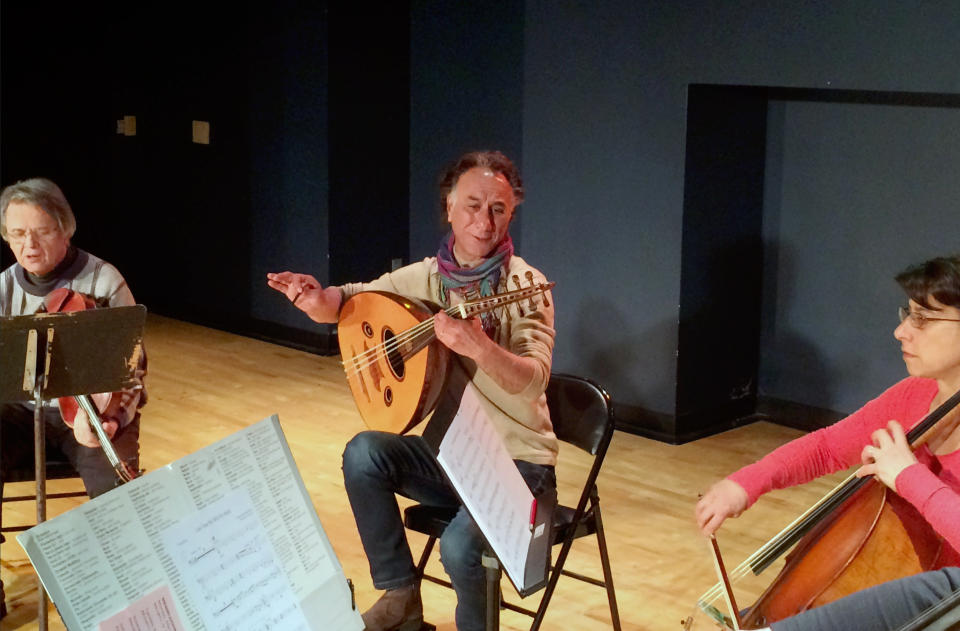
98, 585, 185, 631
436, 384, 535, 588
18, 416, 363, 631
163, 490, 308, 631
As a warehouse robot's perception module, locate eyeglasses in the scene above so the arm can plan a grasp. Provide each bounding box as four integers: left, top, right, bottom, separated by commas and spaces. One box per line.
5, 226, 61, 244
898, 306, 960, 329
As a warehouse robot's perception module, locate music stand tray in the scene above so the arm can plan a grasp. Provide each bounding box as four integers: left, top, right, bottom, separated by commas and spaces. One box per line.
0, 306, 146, 402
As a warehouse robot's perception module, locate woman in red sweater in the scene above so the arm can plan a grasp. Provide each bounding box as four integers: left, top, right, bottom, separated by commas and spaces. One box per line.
695, 254, 960, 630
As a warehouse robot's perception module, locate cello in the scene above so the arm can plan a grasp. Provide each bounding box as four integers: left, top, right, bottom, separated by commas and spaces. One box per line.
689, 386, 960, 629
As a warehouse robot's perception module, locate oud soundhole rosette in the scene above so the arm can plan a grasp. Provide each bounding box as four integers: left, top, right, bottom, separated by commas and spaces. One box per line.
383, 386, 393, 406
382, 328, 405, 380
362, 322, 374, 337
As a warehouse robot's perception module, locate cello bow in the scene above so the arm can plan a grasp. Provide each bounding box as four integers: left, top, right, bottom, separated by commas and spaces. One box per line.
695, 385, 960, 625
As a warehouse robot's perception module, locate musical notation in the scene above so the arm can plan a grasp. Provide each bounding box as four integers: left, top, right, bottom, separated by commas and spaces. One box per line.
436, 383, 537, 588
164, 491, 310, 631
18, 416, 363, 631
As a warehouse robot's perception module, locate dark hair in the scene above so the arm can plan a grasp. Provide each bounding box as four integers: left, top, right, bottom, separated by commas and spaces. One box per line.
437, 150, 524, 215
896, 255, 960, 309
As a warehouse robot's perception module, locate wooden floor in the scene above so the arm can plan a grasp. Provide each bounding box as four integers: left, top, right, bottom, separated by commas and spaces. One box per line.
1, 315, 850, 631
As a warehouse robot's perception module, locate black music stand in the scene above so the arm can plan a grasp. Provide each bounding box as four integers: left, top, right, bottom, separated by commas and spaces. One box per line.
0, 306, 146, 629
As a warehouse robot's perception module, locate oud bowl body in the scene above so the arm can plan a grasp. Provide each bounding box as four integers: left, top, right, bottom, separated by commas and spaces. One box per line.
338, 291, 449, 434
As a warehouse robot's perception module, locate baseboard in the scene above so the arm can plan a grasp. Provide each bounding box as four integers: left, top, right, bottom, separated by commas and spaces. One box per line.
754, 396, 846, 432
612, 396, 847, 444
152, 308, 339, 356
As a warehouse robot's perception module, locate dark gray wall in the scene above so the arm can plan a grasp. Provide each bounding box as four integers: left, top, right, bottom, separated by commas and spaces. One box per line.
760, 101, 960, 413
409, 1, 525, 261
1, 2, 330, 339
248, 6, 329, 330
5, 1, 960, 431
521, 0, 960, 417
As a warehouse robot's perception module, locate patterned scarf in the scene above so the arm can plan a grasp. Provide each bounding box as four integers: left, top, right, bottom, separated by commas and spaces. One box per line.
437, 232, 513, 335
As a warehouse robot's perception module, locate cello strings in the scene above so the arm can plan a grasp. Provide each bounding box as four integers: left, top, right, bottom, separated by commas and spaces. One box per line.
698, 388, 960, 611
697, 470, 861, 606
700, 488, 844, 604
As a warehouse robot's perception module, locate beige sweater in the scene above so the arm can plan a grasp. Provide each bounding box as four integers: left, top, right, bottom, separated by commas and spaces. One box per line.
340, 255, 558, 465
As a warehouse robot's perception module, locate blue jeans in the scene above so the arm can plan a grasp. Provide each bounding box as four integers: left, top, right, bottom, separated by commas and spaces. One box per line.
771, 567, 960, 631
1, 402, 140, 498
342, 431, 556, 631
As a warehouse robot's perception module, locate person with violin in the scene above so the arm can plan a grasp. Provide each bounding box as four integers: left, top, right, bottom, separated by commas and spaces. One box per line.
695, 254, 960, 630
0, 177, 146, 617
267, 150, 556, 631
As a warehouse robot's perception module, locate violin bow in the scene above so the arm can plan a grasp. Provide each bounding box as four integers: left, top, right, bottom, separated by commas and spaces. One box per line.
75, 394, 138, 483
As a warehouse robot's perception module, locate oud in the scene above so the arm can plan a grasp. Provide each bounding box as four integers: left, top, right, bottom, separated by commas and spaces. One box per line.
338, 278, 554, 434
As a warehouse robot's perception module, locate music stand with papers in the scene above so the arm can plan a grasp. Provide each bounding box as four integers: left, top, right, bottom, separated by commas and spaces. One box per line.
0, 305, 146, 629
421, 378, 557, 630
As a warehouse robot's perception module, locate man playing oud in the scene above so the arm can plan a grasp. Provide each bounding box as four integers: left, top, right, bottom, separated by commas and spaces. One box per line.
267, 150, 557, 631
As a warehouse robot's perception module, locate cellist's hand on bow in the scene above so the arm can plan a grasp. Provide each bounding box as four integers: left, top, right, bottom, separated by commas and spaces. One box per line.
856, 420, 917, 491
695, 479, 749, 536
72, 408, 118, 448
266, 271, 342, 323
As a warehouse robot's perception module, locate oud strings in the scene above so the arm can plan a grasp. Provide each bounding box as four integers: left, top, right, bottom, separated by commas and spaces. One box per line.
342, 285, 547, 377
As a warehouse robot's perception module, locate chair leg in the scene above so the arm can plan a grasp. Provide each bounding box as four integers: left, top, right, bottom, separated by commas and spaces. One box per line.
591, 498, 621, 631
529, 513, 580, 631
415, 536, 438, 579
481, 551, 501, 631
530, 489, 621, 631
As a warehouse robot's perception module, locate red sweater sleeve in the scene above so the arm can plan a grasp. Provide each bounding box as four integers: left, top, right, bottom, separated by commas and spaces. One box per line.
895, 461, 960, 554
728, 378, 937, 507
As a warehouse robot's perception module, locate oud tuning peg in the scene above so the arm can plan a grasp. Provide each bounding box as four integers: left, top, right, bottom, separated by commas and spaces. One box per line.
496, 278, 509, 319
497, 278, 509, 316
511, 274, 525, 316
525, 271, 538, 310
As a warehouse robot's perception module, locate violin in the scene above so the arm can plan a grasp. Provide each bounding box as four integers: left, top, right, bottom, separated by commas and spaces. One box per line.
41, 287, 139, 483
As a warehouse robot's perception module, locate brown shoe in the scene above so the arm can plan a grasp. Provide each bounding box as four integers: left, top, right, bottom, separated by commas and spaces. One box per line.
361, 583, 423, 631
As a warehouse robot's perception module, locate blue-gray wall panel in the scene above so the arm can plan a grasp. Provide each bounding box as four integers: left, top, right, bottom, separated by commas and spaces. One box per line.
409, 1, 525, 262
522, 0, 960, 414
760, 101, 960, 412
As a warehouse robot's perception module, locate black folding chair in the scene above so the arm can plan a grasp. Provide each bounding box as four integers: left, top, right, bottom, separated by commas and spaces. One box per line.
404, 373, 621, 630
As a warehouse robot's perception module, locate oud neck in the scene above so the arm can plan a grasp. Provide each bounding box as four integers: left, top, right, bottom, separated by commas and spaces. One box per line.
444, 281, 554, 321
